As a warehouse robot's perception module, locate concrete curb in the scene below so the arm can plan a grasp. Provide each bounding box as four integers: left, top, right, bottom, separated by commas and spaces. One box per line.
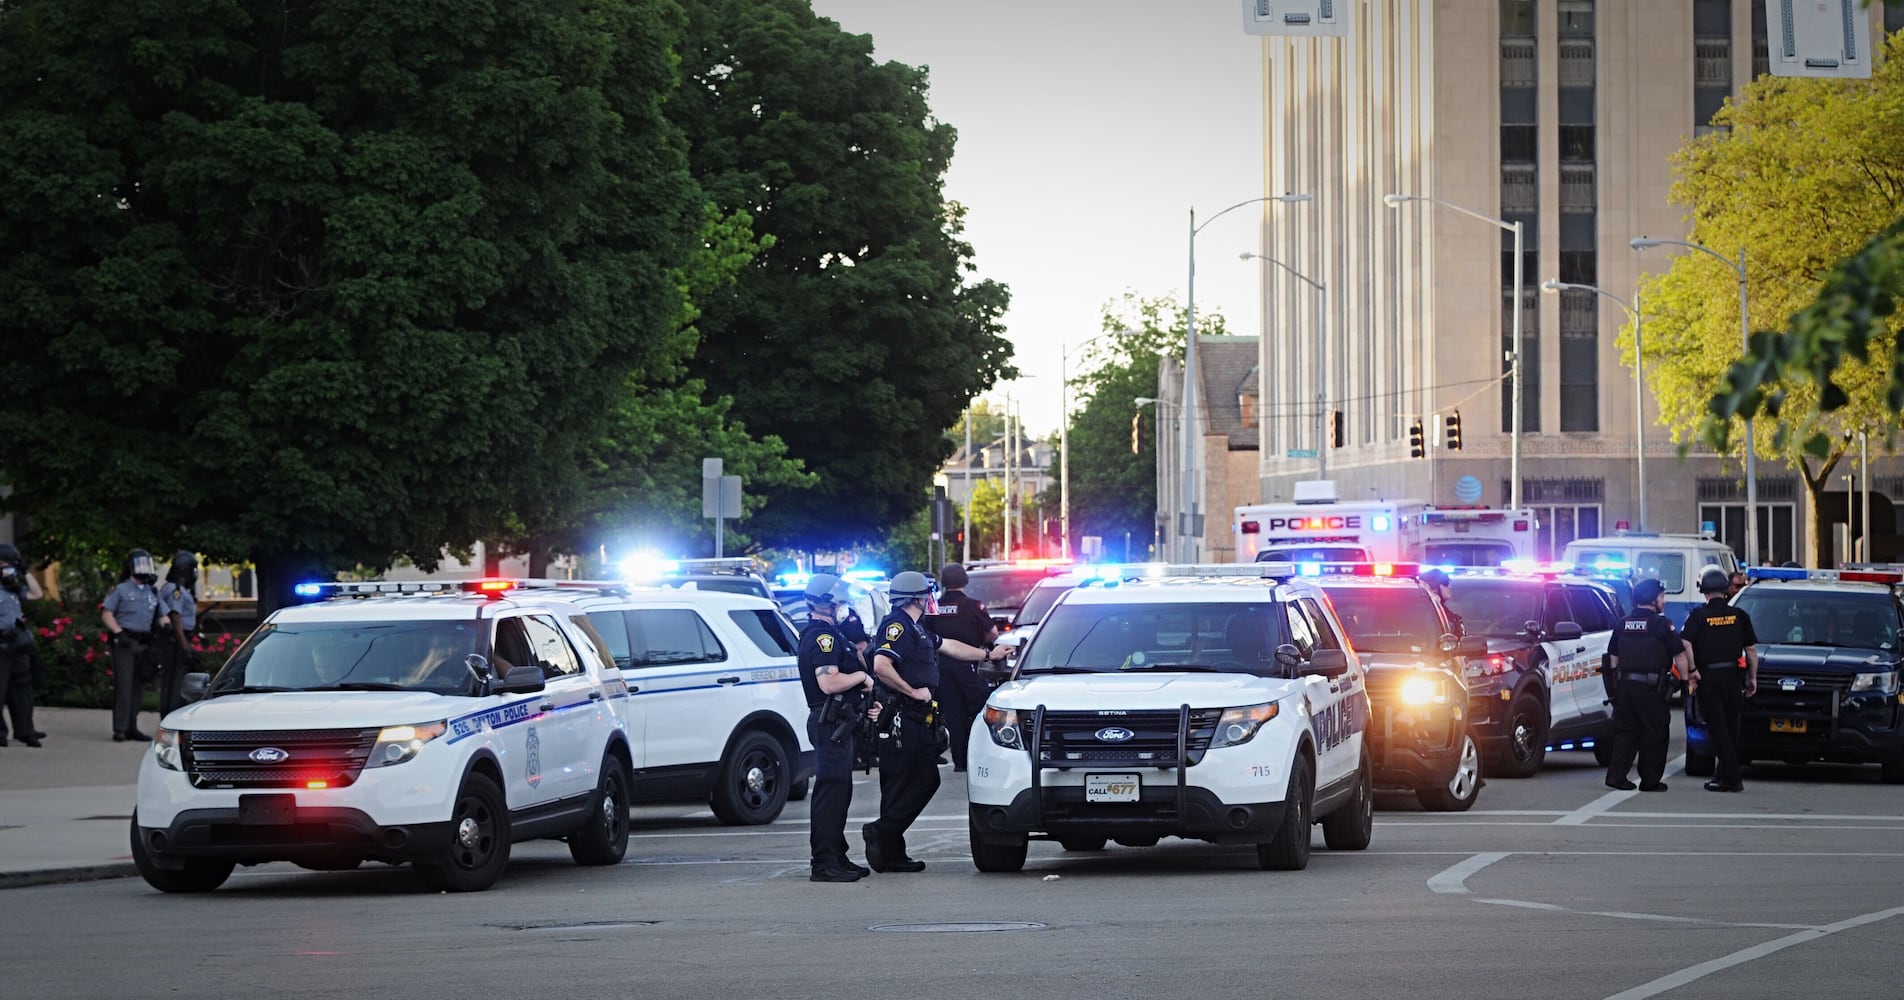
0, 863, 139, 891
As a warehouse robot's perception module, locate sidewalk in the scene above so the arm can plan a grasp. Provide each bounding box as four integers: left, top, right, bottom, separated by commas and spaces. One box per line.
0, 707, 148, 888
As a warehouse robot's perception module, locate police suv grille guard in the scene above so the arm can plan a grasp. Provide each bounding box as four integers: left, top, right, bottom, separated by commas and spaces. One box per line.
1027, 705, 1202, 826
1745, 670, 1851, 743
182, 728, 381, 789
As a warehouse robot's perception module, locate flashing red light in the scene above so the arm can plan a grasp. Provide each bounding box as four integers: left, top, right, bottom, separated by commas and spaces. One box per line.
472, 580, 516, 594
1840, 570, 1904, 585
1512, 520, 1530, 532
1489, 656, 1504, 673
1240, 520, 1261, 534
306, 780, 329, 789
1373, 563, 1394, 576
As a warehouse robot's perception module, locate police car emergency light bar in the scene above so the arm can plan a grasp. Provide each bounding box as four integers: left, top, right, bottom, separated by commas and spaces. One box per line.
1297, 562, 1421, 578
1746, 566, 1904, 585
294, 578, 634, 599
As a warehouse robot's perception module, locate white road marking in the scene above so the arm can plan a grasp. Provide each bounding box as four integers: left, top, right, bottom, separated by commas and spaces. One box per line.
1426, 851, 1510, 894
1553, 754, 1685, 826
1602, 905, 1904, 1000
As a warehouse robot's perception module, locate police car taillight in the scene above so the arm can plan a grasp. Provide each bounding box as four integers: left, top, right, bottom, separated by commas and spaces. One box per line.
1240, 520, 1261, 534
1839, 570, 1903, 585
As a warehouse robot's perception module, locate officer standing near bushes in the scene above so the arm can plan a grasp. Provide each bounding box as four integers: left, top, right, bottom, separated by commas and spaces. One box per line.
155, 551, 201, 716
0, 543, 47, 747
101, 549, 162, 742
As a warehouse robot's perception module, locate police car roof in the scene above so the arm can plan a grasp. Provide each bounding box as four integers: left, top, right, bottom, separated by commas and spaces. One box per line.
269, 593, 575, 623
1311, 576, 1429, 590
1060, 576, 1315, 605
549, 587, 782, 611
1738, 579, 1896, 597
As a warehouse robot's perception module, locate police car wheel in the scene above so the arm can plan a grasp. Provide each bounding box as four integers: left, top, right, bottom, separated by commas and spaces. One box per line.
1059, 837, 1108, 852
1322, 757, 1374, 850
1417, 733, 1481, 812
969, 817, 1028, 873
569, 751, 631, 866
1257, 754, 1313, 871
416, 773, 511, 892
1491, 690, 1547, 779
130, 814, 234, 893
710, 730, 791, 826
1684, 751, 1716, 778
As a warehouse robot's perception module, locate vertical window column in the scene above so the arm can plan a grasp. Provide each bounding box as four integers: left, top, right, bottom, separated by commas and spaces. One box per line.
1695, 0, 1733, 135
1558, 0, 1597, 432
1500, 0, 1539, 434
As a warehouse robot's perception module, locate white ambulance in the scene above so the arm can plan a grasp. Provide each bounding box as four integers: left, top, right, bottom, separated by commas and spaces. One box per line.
1234, 482, 1426, 565
1421, 508, 1540, 568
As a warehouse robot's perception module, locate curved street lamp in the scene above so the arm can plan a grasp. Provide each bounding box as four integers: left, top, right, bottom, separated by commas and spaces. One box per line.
1239, 252, 1327, 480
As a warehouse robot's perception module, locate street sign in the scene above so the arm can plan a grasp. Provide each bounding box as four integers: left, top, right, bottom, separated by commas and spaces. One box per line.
1287, 448, 1318, 459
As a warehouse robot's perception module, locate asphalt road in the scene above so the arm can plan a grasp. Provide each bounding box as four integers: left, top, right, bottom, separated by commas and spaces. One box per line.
12, 733, 1904, 999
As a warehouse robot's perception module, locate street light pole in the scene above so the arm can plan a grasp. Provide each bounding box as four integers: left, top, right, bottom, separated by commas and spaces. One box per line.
1631, 238, 1756, 563
1385, 194, 1523, 509
1240, 252, 1326, 480
1541, 279, 1644, 530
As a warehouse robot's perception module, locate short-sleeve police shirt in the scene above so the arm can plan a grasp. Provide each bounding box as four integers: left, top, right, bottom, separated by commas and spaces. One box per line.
103, 580, 160, 634
0, 588, 22, 630
159, 581, 197, 631
873, 610, 940, 690
1681, 599, 1757, 667
925, 589, 992, 648
1612, 610, 1679, 675
797, 619, 853, 710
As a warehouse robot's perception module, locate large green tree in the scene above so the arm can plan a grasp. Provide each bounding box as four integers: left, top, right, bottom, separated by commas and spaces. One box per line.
668, 0, 1015, 549
0, 0, 702, 609
1649, 27, 1904, 564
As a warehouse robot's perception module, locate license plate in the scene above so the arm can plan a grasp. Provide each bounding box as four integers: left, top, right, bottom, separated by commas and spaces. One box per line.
1085, 773, 1140, 803
1770, 718, 1807, 734
238, 793, 297, 825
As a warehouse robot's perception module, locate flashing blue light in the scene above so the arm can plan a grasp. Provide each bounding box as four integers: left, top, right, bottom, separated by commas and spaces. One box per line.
775, 572, 811, 590
843, 568, 887, 583
1298, 562, 1323, 577
1094, 565, 1124, 582
1747, 566, 1809, 581
1371, 514, 1392, 531
293, 582, 322, 597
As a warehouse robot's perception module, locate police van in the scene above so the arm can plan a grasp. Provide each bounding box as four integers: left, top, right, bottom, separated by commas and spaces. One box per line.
1561, 534, 1739, 620
1235, 482, 1426, 565
1422, 508, 1539, 567
133, 580, 636, 893
967, 562, 1374, 873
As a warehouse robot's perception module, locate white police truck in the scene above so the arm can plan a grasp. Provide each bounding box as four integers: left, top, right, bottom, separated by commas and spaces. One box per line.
133, 579, 635, 893
967, 563, 1373, 872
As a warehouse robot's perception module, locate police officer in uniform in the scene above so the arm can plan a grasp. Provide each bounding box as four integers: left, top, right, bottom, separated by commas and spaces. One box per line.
925, 563, 996, 772
1420, 568, 1463, 637
862, 570, 1008, 872
797, 574, 880, 882
1604, 577, 1690, 791
155, 551, 201, 716
1682, 566, 1759, 792
0, 543, 47, 748
101, 549, 162, 742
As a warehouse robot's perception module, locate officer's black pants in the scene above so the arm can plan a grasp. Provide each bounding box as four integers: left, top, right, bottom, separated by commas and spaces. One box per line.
868, 723, 941, 859
0, 652, 34, 742
936, 661, 986, 769
1696, 667, 1748, 787
806, 712, 857, 869
1607, 680, 1671, 785
155, 635, 192, 717
110, 637, 148, 737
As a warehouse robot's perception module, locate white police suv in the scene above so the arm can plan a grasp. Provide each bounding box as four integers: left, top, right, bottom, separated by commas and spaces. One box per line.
133, 580, 634, 893
967, 563, 1373, 872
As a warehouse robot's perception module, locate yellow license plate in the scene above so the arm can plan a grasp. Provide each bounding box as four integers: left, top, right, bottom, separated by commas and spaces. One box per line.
1770, 718, 1807, 734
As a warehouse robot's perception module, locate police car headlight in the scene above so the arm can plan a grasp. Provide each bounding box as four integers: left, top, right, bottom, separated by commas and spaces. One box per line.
1850, 671, 1901, 696
1400, 676, 1449, 706
1209, 702, 1279, 749
984, 706, 1023, 750
367, 721, 448, 767
153, 728, 183, 771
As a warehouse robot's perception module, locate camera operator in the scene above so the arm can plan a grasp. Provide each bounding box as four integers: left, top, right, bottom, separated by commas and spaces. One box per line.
0, 543, 46, 748
798, 573, 881, 883
861, 571, 1008, 873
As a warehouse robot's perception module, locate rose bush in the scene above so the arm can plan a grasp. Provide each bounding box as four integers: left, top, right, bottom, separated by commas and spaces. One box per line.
25, 599, 241, 708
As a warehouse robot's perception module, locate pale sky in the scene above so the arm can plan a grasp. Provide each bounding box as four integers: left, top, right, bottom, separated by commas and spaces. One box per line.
807, 0, 1265, 436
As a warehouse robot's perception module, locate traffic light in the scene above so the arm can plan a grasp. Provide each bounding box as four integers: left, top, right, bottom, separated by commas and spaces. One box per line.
1445, 410, 1463, 451
1131, 410, 1142, 454
1408, 418, 1425, 459
1330, 409, 1345, 449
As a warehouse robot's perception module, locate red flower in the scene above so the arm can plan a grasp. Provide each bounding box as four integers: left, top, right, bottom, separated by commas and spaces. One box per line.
98, 632, 109, 642
86, 650, 99, 664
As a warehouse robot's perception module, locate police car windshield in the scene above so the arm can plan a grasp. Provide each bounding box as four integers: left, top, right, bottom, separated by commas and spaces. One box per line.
208, 621, 481, 696
1018, 602, 1290, 677
1015, 579, 1079, 626
1258, 546, 1369, 563
1443, 581, 1545, 638
1733, 589, 1900, 650
1318, 585, 1446, 653
962, 569, 1050, 611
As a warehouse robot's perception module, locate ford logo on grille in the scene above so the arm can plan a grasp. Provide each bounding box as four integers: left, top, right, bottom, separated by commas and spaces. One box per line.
1779, 677, 1804, 693
249, 747, 290, 764
1094, 727, 1135, 743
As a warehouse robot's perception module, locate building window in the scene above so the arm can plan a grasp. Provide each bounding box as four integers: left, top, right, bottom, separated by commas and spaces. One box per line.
1502, 164, 1538, 214
1558, 0, 1594, 37
1501, 124, 1538, 163
1696, 0, 1732, 129
1560, 294, 1598, 432
1559, 164, 1595, 214
1501, 37, 1537, 88
1558, 39, 1596, 89
1698, 503, 1797, 566
1501, 0, 1538, 437
1532, 504, 1602, 561
1559, 125, 1594, 161
1889, 2, 1904, 36
1501, 0, 1537, 37
1502, 288, 1539, 434
1559, 250, 1596, 285
1752, 0, 1771, 78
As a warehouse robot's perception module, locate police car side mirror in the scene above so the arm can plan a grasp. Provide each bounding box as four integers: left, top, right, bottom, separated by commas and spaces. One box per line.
1438, 632, 1459, 654
1274, 643, 1302, 672
1456, 635, 1489, 658
1550, 621, 1585, 642
1308, 649, 1351, 678
493, 665, 547, 694
180, 672, 210, 703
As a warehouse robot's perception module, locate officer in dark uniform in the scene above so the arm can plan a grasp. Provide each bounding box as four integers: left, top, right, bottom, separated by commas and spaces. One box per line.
796, 573, 880, 883
925, 563, 996, 773
1420, 568, 1463, 637
101, 549, 162, 742
1604, 577, 1690, 791
0, 543, 47, 748
1682, 566, 1759, 792
155, 551, 201, 716
862, 570, 1008, 873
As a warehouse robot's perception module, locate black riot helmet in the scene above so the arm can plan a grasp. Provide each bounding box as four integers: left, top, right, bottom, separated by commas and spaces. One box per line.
1698, 566, 1730, 596
125, 548, 158, 584
0, 543, 22, 593
167, 550, 200, 584
939, 563, 969, 591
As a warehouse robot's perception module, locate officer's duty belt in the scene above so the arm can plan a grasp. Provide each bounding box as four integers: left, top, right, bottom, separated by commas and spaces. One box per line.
120, 630, 151, 639
1621, 672, 1663, 684
1700, 662, 1741, 671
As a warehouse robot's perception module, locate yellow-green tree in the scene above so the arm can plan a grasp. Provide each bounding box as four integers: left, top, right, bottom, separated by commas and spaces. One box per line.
1643, 33, 1904, 564
966, 478, 1006, 560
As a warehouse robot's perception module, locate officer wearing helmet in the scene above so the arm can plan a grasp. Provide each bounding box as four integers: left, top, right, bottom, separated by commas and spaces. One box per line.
1681, 565, 1759, 792
155, 551, 202, 716
0, 542, 47, 747
1604, 576, 1690, 791
862, 569, 1008, 873
102, 549, 162, 742
925, 563, 996, 772
1419, 568, 1463, 637
797, 573, 881, 882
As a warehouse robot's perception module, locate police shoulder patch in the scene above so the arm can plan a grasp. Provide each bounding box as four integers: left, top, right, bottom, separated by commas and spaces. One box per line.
817, 634, 835, 653
885, 622, 905, 640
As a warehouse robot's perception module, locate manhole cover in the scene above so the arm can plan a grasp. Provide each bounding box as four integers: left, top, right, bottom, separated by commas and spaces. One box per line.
868, 922, 1046, 933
